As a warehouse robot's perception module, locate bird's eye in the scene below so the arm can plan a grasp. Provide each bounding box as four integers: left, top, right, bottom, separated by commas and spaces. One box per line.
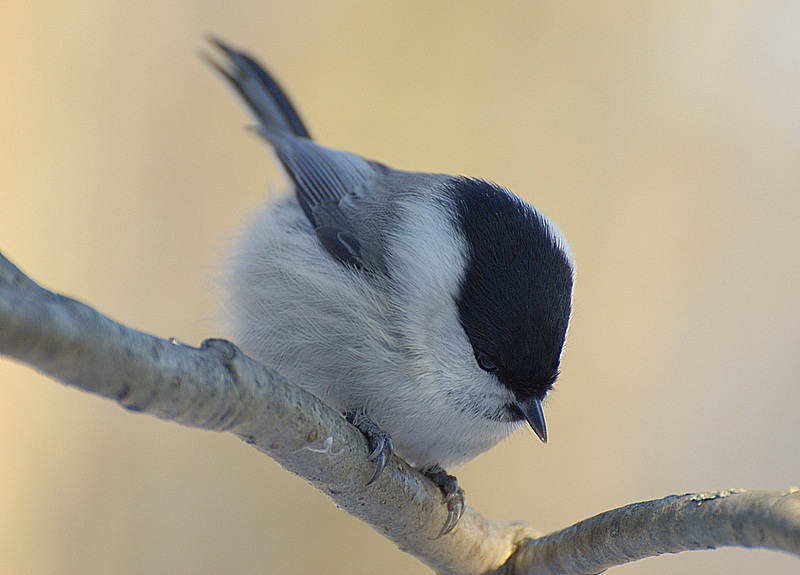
476, 354, 497, 372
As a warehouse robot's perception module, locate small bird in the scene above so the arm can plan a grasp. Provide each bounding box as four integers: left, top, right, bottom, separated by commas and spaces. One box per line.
208, 38, 574, 535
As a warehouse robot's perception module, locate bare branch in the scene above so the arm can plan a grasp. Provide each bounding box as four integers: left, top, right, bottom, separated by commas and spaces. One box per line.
511, 488, 800, 574
1, 249, 798, 574
0, 250, 520, 574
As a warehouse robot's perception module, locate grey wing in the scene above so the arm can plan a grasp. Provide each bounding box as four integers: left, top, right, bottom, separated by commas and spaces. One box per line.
208, 37, 382, 270
271, 137, 381, 269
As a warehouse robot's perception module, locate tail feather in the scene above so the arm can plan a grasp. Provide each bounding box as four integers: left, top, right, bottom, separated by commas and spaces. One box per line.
206, 37, 311, 139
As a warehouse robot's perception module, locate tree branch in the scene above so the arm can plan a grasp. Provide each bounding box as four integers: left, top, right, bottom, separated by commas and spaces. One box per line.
511, 488, 800, 574
1, 249, 798, 574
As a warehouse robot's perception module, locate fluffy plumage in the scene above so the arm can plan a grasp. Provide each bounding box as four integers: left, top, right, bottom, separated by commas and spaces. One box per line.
212, 39, 574, 470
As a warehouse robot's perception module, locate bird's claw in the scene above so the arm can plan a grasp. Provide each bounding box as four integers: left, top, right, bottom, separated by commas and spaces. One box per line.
346, 413, 465, 534
423, 466, 466, 536
347, 411, 394, 485
438, 487, 465, 537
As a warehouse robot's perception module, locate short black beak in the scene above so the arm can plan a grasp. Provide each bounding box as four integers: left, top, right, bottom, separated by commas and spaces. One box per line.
518, 397, 547, 443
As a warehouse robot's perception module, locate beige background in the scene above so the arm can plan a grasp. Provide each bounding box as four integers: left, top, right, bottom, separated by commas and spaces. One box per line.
1, 2, 799, 574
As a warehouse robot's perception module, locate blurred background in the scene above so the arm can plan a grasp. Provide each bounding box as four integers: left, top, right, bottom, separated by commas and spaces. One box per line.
1, 2, 799, 574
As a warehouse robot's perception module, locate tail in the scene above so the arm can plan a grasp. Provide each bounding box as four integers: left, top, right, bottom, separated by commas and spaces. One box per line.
205, 37, 311, 139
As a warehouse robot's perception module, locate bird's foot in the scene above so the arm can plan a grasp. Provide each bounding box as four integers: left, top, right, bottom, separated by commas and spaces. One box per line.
422, 466, 466, 537
347, 411, 394, 485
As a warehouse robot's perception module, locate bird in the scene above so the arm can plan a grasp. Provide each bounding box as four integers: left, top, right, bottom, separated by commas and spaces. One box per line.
207, 38, 574, 536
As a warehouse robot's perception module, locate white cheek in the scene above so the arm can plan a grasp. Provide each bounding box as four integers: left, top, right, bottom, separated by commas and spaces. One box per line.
386, 195, 468, 303
382, 196, 471, 377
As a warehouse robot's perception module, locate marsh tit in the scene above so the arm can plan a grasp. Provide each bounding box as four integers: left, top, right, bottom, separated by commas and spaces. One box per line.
208, 39, 574, 535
